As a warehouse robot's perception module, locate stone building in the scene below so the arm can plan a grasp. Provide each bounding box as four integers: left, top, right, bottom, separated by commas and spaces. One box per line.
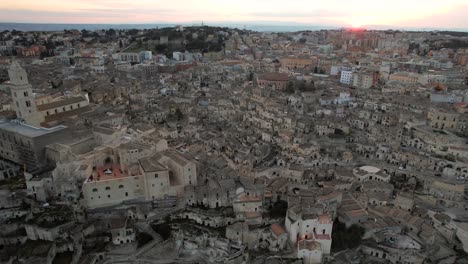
0, 119, 68, 171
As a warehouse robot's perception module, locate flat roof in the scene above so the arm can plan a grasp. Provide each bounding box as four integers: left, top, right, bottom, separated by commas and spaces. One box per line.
0, 119, 66, 138
359, 166, 381, 174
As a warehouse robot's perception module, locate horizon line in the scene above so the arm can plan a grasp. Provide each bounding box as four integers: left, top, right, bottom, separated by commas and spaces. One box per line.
0, 21, 467, 32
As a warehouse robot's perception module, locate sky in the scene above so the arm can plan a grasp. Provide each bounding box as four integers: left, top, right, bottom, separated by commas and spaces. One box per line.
0, 0, 468, 29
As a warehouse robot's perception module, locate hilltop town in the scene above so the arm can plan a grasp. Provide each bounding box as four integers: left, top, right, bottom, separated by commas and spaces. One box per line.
1, 26, 468, 264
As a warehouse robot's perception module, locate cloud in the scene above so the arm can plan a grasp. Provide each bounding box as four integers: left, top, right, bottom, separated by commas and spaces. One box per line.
0, 0, 467, 28
401, 4, 468, 29
248, 10, 347, 18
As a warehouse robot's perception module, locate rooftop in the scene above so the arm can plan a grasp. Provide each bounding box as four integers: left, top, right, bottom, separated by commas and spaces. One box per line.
298, 239, 322, 251
139, 156, 167, 172
359, 166, 381, 174
36, 95, 88, 111
0, 119, 66, 138
258, 73, 289, 82
86, 164, 140, 182
271, 223, 286, 236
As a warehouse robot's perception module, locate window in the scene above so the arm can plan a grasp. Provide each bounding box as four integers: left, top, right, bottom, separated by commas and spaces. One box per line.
23, 92, 28, 97
25, 101, 31, 107
105, 186, 111, 190
125, 192, 128, 197
63, 107, 66, 112
70, 105, 73, 110
78, 103, 80, 108
154, 173, 158, 178
118, 185, 124, 189
55, 109, 58, 114
46, 111, 50, 116
92, 188, 98, 192
108, 195, 111, 198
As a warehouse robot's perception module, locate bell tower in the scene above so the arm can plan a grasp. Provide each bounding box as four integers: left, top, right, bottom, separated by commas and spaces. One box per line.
8, 60, 43, 127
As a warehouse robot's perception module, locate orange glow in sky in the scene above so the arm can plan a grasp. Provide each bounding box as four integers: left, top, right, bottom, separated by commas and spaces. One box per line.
0, 0, 467, 29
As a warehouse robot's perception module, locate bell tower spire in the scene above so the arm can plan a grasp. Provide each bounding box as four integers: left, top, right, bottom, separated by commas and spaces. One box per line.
8, 60, 42, 127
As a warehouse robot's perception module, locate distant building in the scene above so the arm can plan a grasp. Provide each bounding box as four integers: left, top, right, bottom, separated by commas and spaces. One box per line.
8, 61, 90, 127
352, 72, 376, 89
340, 70, 353, 85
256, 73, 289, 89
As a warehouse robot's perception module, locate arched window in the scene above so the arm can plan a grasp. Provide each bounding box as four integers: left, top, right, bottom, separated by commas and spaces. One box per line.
92, 188, 98, 192
118, 185, 124, 189
105, 186, 111, 190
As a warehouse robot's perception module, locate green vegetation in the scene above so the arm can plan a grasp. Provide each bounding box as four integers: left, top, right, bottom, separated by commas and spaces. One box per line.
331, 221, 365, 252
125, 26, 228, 56
286, 80, 315, 94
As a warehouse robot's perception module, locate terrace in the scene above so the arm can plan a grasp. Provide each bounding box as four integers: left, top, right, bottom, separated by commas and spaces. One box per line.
85, 163, 141, 183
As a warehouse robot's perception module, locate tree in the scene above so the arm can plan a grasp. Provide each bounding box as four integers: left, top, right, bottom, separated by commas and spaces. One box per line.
81, 29, 89, 38
39, 51, 49, 59
297, 81, 306, 92
128, 29, 139, 36
248, 72, 254, 81
106, 28, 116, 37
155, 44, 167, 53
331, 221, 365, 252
285, 81, 295, 94
175, 108, 184, 121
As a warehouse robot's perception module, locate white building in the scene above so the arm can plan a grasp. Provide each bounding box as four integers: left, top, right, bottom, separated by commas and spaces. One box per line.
173, 52, 185, 61
333, 92, 353, 105
340, 70, 353, 85
298, 240, 323, 264
285, 206, 333, 263
352, 165, 391, 182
